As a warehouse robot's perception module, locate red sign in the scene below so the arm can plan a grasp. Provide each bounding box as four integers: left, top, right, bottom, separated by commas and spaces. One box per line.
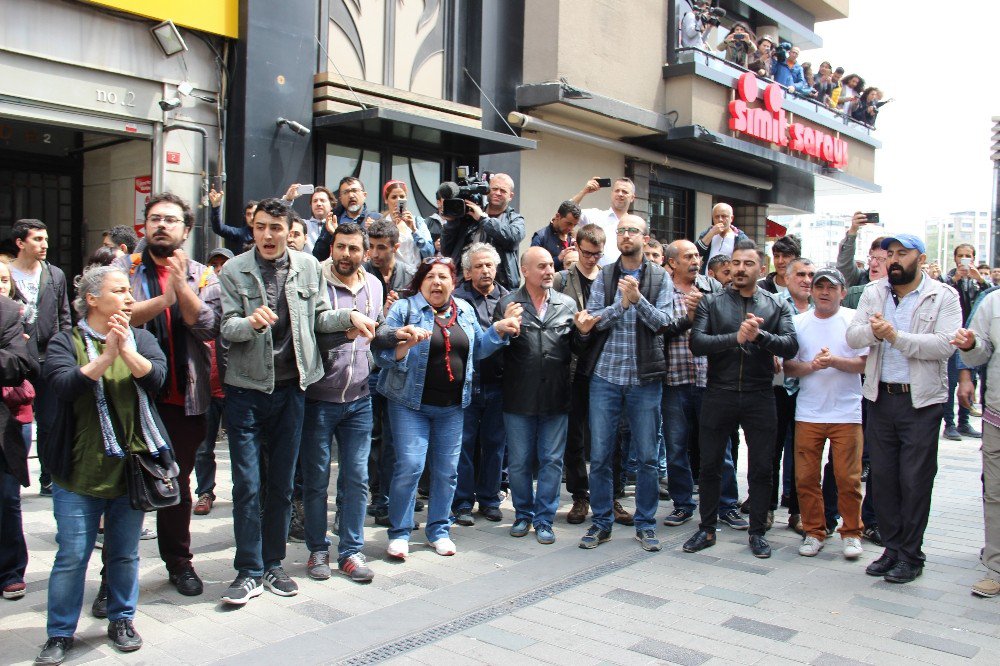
134, 176, 152, 238
728, 72, 849, 169
166, 151, 181, 164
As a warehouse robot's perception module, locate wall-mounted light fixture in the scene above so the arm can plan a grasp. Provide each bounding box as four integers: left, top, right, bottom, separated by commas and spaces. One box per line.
150, 20, 188, 57
276, 117, 311, 137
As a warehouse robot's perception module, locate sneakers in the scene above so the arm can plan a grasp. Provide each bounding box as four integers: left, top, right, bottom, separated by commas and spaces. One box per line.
970, 404, 984, 417
91, 581, 108, 618
567, 498, 589, 524
288, 499, 305, 543
39, 482, 52, 497
510, 518, 531, 538
662, 508, 694, 526
942, 425, 962, 441
613, 501, 635, 526
429, 538, 457, 556
307, 550, 332, 580
862, 525, 883, 546
719, 509, 749, 530
843, 537, 863, 560
478, 506, 503, 522
972, 577, 1000, 598
139, 527, 156, 540
798, 536, 824, 557
168, 566, 203, 596
635, 529, 661, 552
263, 567, 298, 596
958, 423, 983, 438
193, 493, 213, 515
221, 575, 264, 605
2, 581, 25, 600
35, 636, 72, 665
749, 534, 772, 559
387, 539, 409, 560
94, 529, 104, 550
453, 510, 475, 526
339, 553, 375, 582
579, 525, 612, 549
107, 618, 142, 652
657, 478, 671, 501
535, 523, 555, 545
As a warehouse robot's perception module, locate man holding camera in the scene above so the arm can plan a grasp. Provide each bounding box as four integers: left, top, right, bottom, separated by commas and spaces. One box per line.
772, 44, 811, 96
943, 244, 987, 441
680, 1, 717, 50
570, 177, 638, 267
441, 173, 525, 290
282, 183, 335, 254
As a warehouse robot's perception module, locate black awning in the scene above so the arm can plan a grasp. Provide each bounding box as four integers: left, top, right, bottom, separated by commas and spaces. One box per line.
313, 108, 535, 155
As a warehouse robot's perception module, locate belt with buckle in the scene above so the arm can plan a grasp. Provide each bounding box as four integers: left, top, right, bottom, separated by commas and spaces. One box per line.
879, 382, 910, 394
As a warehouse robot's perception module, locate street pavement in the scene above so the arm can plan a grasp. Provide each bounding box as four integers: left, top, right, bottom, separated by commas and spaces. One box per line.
2, 421, 999, 665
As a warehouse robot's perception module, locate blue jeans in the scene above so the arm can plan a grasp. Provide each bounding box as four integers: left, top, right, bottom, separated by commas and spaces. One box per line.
387, 401, 463, 542
194, 396, 225, 498
663, 384, 739, 514
503, 413, 568, 527
47, 484, 144, 637
300, 396, 372, 562
454, 383, 506, 512
589, 376, 662, 531
0, 468, 28, 588
945, 351, 970, 428
225, 385, 304, 577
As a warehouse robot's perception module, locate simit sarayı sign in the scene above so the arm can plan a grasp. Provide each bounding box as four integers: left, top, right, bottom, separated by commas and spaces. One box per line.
728, 72, 849, 169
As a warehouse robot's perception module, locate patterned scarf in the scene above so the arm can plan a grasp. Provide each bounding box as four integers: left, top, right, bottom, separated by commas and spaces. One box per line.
78, 320, 170, 459
433, 298, 460, 382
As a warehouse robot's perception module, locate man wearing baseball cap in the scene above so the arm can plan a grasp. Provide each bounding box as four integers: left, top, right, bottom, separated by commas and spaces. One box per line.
784, 268, 867, 559
846, 234, 962, 583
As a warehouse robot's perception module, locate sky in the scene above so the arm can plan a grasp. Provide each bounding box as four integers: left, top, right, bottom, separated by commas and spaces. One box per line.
799, 1, 1000, 233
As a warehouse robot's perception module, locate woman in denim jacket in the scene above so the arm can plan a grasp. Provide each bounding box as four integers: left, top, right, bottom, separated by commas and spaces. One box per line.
375, 257, 520, 560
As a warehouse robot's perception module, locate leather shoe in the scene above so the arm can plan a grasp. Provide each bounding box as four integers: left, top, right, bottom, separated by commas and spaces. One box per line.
168, 566, 203, 596
91, 580, 108, 618
108, 618, 143, 652
749, 535, 771, 558
884, 560, 922, 584
942, 426, 962, 441
478, 506, 502, 522
958, 423, 982, 438
567, 498, 589, 524
865, 553, 898, 576
682, 529, 716, 553
35, 636, 73, 665
613, 501, 634, 526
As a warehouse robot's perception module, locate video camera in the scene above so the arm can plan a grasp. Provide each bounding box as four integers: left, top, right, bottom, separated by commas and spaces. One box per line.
695, 2, 726, 28
774, 41, 793, 63
439, 166, 492, 218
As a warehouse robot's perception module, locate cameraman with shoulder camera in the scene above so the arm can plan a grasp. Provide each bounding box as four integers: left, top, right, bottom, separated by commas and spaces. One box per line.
441, 173, 526, 290
681, 1, 721, 51
772, 44, 811, 96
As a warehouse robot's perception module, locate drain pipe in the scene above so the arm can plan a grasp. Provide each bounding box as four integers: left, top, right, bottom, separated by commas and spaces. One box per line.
163, 122, 210, 261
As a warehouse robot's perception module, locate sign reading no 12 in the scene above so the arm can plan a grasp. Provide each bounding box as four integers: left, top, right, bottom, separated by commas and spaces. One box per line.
96, 88, 137, 108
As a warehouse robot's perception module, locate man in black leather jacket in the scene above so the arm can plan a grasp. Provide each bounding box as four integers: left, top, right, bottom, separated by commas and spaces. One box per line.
683, 240, 798, 559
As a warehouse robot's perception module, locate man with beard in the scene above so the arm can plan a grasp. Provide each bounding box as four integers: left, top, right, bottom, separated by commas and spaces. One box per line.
500, 247, 594, 544
112, 193, 221, 597
282, 184, 335, 253
847, 234, 961, 583
312, 178, 382, 261
451, 243, 510, 525
299, 223, 383, 584
684, 240, 798, 559
706, 255, 732, 287
364, 219, 416, 318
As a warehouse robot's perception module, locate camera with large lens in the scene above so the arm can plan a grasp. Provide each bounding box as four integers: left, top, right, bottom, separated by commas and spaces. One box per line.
697, 5, 726, 27
440, 166, 492, 218
774, 41, 792, 63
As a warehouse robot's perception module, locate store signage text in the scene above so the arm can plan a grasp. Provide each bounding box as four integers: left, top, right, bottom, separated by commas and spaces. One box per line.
728, 72, 848, 169
96, 88, 137, 108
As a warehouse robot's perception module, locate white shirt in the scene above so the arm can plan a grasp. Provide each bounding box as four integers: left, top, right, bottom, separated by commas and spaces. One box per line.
580, 207, 623, 266
793, 308, 864, 424
10, 264, 41, 304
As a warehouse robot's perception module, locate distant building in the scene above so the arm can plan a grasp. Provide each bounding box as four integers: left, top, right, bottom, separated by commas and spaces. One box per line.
925, 212, 991, 268
779, 213, 883, 268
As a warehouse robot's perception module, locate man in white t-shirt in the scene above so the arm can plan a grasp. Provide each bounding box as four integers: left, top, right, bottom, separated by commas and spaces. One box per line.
784, 268, 867, 560
569, 177, 636, 267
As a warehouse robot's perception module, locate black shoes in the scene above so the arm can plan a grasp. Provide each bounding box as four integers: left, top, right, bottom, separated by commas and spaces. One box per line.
884, 560, 923, 584
35, 637, 72, 665
749, 535, 772, 559
478, 505, 503, 522
91, 581, 108, 618
861, 525, 883, 547
108, 619, 143, 652
682, 529, 716, 553
865, 553, 897, 576
169, 566, 204, 596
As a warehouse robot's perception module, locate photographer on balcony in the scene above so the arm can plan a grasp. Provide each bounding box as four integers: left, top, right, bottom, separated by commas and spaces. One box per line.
441, 174, 525, 290
680, 1, 723, 51
850, 87, 886, 127
748, 35, 776, 78
772, 43, 812, 96
719, 23, 757, 69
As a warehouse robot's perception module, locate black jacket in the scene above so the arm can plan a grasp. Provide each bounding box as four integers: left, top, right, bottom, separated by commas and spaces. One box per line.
496, 286, 585, 415
690, 286, 798, 391
18, 261, 72, 360
455, 281, 509, 385
662, 273, 724, 341
312, 204, 382, 262
577, 259, 674, 384
0, 296, 40, 486
441, 207, 526, 290
944, 268, 986, 323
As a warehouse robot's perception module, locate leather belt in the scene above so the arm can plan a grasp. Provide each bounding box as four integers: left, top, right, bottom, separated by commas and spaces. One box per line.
879, 382, 910, 394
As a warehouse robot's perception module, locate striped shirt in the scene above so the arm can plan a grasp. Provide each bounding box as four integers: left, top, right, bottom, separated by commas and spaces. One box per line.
880, 275, 926, 383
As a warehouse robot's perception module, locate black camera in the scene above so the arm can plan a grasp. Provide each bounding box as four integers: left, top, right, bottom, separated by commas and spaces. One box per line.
774, 41, 793, 63
697, 5, 726, 27
440, 166, 492, 218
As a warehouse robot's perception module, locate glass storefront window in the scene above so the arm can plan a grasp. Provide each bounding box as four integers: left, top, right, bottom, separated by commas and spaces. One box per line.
325, 144, 380, 197
649, 185, 692, 244
391, 155, 442, 218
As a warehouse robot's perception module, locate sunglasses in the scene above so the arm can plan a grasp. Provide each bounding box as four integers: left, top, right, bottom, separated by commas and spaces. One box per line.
422, 257, 455, 266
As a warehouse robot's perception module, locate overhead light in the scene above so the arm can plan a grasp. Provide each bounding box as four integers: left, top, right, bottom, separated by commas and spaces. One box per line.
158, 97, 182, 111
150, 20, 188, 57
276, 117, 311, 137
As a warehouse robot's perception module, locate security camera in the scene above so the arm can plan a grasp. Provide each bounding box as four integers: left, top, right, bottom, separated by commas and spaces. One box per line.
159, 97, 182, 111
276, 117, 311, 137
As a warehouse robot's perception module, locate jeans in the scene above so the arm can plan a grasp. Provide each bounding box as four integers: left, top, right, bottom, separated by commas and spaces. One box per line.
387, 401, 463, 542
194, 396, 225, 498
662, 384, 739, 514
300, 396, 372, 562
368, 389, 395, 514
944, 351, 970, 428
225, 385, 304, 577
0, 468, 28, 588
47, 484, 143, 637
154, 403, 206, 575
588, 376, 662, 531
503, 413, 569, 527
454, 383, 506, 512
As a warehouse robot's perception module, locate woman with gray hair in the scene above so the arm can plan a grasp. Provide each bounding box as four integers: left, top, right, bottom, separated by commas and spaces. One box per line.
35, 265, 170, 665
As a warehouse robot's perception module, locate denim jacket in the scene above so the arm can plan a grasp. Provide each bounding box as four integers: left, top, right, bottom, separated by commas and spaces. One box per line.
219, 248, 356, 393
374, 293, 506, 409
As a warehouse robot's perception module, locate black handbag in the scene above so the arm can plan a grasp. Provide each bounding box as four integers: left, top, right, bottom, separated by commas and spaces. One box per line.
125, 451, 181, 512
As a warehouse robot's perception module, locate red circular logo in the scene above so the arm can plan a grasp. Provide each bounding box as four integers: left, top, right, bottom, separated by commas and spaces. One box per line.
763, 83, 784, 113
737, 72, 758, 103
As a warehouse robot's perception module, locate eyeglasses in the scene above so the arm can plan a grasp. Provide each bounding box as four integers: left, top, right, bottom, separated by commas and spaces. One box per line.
867, 255, 885, 264
616, 227, 644, 236
422, 256, 455, 266
578, 248, 603, 259
340, 188, 364, 196
147, 215, 183, 225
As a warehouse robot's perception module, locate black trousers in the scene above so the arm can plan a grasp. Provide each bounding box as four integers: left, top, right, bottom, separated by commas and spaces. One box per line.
772, 387, 797, 511
866, 392, 944, 565
564, 373, 591, 500
699, 387, 776, 536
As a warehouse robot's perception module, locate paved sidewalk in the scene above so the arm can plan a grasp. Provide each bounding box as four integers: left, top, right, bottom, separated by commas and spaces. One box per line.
3, 423, 999, 665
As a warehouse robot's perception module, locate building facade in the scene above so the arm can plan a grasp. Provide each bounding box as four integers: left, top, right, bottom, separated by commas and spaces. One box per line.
925, 211, 992, 269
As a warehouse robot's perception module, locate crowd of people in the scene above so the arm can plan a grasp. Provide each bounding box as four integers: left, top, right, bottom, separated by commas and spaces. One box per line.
0, 171, 996, 665
680, 1, 888, 126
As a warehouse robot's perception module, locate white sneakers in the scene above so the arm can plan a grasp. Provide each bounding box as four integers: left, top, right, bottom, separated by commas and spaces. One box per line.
386, 539, 409, 560
842, 537, 863, 560
429, 538, 457, 556
798, 536, 824, 557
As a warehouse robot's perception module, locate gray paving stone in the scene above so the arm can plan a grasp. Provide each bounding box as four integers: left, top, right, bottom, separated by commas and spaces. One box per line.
629, 638, 713, 666
811, 653, 872, 666
722, 616, 798, 642
849, 594, 923, 619
962, 607, 1000, 625
712, 558, 775, 575
602, 587, 669, 609
871, 580, 947, 600
695, 585, 764, 607
289, 599, 351, 624
461, 624, 536, 651
892, 629, 981, 658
